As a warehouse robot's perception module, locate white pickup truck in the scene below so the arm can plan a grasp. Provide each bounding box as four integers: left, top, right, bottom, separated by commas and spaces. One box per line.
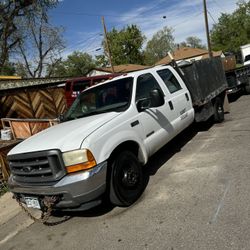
7, 57, 227, 211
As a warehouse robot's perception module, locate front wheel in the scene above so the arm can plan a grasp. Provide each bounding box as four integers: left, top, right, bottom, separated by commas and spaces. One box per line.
109, 151, 144, 207
213, 97, 224, 123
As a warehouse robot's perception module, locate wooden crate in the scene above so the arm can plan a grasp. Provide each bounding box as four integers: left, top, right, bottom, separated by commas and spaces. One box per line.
222, 55, 236, 72
1, 118, 58, 140
0, 140, 21, 181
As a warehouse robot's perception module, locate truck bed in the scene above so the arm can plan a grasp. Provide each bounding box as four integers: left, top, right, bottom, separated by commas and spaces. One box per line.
180, 57, 228, 106
225, 64, 250, 90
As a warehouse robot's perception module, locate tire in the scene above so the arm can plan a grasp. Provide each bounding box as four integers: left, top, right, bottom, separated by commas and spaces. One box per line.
245, 85, 250, 94
245, 78, 250, 94
109, 151, 144, 207
213, 97, 224, 123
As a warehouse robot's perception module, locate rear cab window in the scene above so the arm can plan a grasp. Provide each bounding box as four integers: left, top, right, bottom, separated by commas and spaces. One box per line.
157, 69, 182, 94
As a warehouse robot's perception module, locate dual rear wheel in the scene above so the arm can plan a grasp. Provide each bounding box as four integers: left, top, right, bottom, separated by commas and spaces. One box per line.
213, 97, 224, 123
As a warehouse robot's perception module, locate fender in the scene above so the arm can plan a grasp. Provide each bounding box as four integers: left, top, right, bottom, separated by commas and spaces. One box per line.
95, 129, 148, 165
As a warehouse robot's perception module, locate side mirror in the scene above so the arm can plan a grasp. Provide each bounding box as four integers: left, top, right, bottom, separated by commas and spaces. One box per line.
150, 89, 165, 107
58, 113, 65, 123
137, 89, 164, 112
137, 98, 151, 112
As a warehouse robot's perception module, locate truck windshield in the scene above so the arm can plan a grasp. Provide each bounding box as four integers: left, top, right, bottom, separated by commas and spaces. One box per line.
65, 77, 133, 120
245, 55, 250, 63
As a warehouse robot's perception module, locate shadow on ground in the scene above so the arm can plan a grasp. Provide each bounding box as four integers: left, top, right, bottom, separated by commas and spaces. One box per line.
144, 119, 214, 177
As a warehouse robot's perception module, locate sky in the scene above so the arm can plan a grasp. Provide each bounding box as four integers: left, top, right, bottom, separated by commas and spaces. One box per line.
49, 0, 239, 58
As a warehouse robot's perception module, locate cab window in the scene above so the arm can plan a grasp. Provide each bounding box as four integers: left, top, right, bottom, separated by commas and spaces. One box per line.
157, 69, 182, 94
136, 73, 162, 101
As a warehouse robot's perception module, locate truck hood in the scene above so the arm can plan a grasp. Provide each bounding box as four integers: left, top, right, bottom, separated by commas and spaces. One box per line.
9, 112, 120, 155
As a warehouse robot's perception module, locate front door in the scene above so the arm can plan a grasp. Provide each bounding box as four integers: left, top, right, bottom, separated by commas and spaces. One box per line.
135, 73, 177, 156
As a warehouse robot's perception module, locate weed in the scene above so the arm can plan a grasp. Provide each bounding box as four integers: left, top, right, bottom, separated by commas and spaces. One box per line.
0, 181, 9, 196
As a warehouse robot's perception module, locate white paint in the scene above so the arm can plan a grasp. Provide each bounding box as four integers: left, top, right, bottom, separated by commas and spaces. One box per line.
209, 181, 231, 224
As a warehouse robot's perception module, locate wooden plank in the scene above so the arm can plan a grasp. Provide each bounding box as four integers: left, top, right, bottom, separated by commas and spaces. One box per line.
0, 87, 67, 120
0, 140, 21, 181
2, 118, 58, 139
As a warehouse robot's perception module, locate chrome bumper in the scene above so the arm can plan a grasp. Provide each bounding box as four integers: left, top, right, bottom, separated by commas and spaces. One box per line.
8, 161, 107, 210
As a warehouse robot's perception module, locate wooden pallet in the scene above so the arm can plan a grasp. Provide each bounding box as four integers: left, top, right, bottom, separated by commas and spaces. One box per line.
1, 118, 58, 140
0, 140, 21, 181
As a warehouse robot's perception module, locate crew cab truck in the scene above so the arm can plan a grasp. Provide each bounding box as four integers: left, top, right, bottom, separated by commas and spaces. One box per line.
7, 57, 227, 211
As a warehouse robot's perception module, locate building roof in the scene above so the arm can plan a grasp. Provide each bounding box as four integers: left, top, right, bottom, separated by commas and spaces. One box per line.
0, 77, 70, 91
94, 64, 150, 73
201, 50, 223, 59
156, 47, 223, 65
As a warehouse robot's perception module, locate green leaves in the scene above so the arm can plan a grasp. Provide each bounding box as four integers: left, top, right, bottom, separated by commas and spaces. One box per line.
103, 25, 145, 66
180, 36, 206, 49
211, 1, 250, 54
48, 51, 96, 77
144, 26, 175, 65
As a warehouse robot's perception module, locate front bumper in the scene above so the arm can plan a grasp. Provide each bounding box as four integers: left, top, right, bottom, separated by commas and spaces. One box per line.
8, 161, 107, 211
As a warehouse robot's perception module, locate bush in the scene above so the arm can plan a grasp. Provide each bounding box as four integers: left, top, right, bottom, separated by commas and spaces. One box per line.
0, 181, 9, 196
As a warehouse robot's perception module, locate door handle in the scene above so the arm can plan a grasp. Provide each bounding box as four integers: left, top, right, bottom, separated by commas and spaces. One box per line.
168, 101, 174, 110
185, 93, 189, 101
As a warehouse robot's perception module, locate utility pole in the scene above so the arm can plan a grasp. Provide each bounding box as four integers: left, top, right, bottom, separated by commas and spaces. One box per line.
101, 16, 115, 73
203, 0, 213, 58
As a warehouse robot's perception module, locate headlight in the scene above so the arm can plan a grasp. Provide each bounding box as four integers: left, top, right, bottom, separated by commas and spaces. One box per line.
62, 149, 96, 174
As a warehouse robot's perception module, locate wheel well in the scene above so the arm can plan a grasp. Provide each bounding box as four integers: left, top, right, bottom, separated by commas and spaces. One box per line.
212, 91, 226, 105
108, 141, 140, 164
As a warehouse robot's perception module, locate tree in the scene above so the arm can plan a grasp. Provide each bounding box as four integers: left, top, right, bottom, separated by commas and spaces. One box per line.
144, 26, 175, 65
95, 54, 109, 68
0, 0, 58, 75
0, 0, 33, 73
180, 36, 206, 49
48, 51, 96, 77
211, 1, 250, 54
102, 25, 145, 66
15, 1, 64, 78
1, 61, 16, 75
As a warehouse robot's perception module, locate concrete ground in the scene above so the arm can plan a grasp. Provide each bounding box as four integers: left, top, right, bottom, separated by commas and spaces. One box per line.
0, 93, 250, 250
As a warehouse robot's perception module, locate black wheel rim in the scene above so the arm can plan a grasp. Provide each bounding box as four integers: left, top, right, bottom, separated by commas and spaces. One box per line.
113, 155, 143, 204
121, 165, 139, 188
217, 104, 224, 119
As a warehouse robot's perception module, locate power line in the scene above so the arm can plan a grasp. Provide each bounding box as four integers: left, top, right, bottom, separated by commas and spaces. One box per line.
66, 32, 102, 51
52, 11, 139, 18
211, 0, 227, 12
207, 10, 217, 24
172, 11, 203, 28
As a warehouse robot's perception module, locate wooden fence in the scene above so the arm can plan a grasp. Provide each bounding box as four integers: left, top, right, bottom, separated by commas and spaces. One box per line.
0, 87, 67, 121
0, 86, 67, 182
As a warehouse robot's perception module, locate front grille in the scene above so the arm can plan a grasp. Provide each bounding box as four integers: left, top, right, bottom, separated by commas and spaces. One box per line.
8, 150, 66, 184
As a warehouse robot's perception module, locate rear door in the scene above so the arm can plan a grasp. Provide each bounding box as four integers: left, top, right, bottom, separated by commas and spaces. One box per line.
155, 68, 194, 132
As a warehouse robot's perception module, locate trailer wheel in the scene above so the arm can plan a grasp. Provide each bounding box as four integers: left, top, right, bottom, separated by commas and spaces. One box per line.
109, 151, 144, 207
213, 97, 224, 123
